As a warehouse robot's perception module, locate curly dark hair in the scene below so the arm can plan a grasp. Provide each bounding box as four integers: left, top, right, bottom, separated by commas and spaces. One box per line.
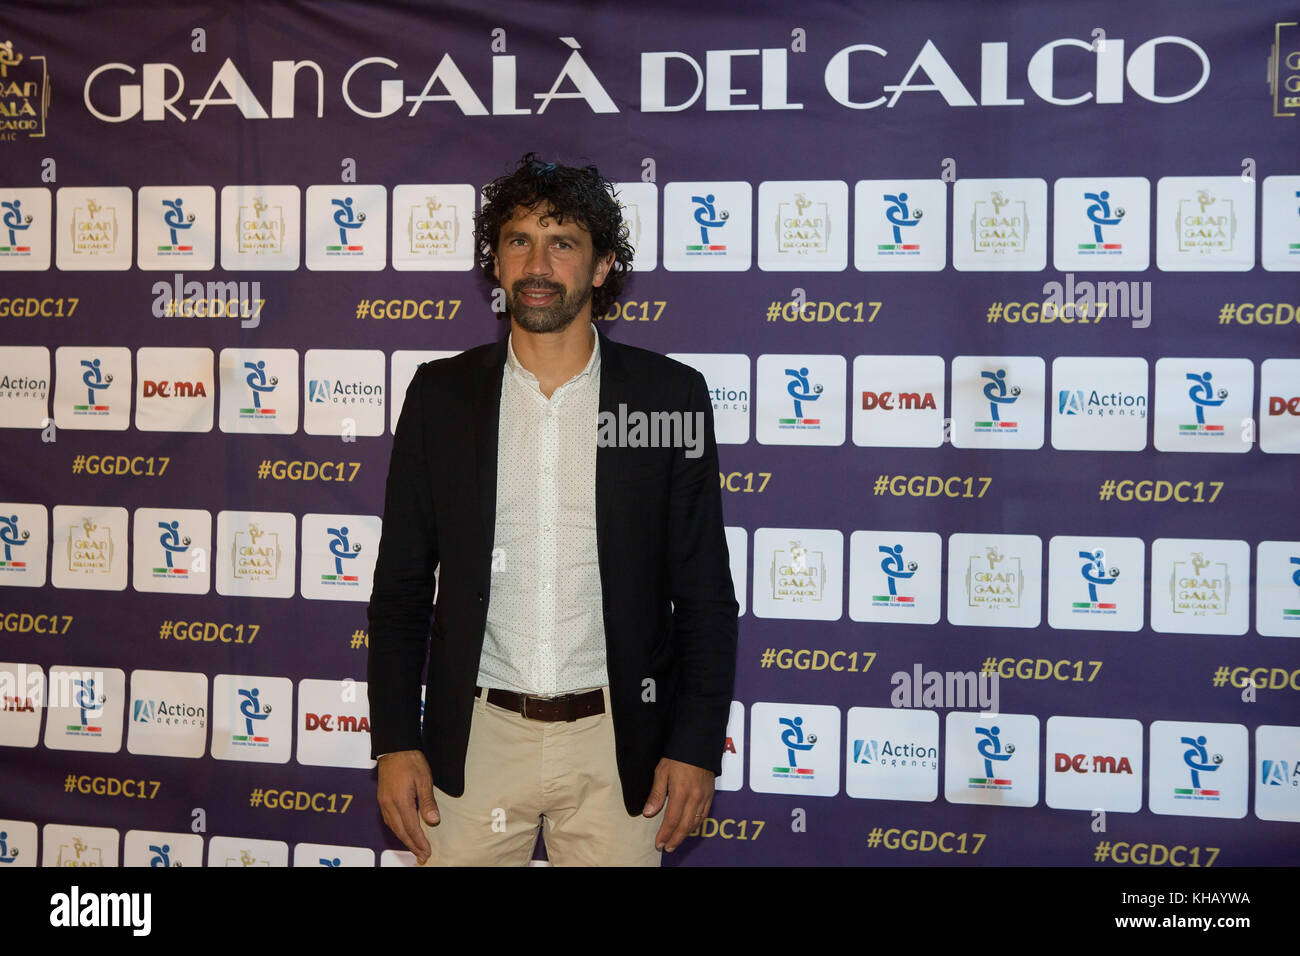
474, 153, 633, 319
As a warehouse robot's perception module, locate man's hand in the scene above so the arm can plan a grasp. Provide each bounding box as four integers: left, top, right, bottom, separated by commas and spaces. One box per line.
641, 757, 715, 852
376, 749, 438, 865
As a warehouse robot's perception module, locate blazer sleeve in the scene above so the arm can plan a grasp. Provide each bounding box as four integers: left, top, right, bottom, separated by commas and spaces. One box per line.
366, 365, 439, 758
661, 368, 739, 774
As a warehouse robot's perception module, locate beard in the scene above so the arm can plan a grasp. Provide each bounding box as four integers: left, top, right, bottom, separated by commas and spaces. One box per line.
507, 277, 595, 333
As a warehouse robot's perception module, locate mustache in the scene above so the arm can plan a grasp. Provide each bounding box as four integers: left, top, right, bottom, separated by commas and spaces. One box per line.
512, 279, 565, 295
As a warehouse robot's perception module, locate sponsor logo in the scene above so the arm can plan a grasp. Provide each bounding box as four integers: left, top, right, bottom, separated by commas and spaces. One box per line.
0, 41, 50, 141
1058, 387, 1146, 418
852, 738, 937, 769
232, 523, 281, 583
976, 368, 1019, 432
1177, 189, 1234, 255
1072, 548, 1120, 615
66, 516, 113, 576
965, 545, 1023, 611
132, 698, 206, 727
968, 724, 1014, 790
1175, 734, 1221, 801
770, 540, 826, 605
1079, 188, 1124, 253
1053, 752, 1134, 774
771, 715, 817, 780
1170, 551, 1229, 618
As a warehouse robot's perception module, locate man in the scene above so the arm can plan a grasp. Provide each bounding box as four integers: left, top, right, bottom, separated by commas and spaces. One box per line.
367, 154, 738, 866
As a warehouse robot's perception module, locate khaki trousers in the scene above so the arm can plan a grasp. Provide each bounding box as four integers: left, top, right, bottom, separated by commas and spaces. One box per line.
418, 686, 662, 866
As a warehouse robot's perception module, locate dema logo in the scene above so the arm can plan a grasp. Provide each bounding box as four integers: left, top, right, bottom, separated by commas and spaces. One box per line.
1054, 752, 1134, 774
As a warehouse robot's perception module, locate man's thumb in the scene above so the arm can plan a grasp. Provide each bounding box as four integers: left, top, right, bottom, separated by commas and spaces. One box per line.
416, 776, 439, 824
642, 767, 668, 817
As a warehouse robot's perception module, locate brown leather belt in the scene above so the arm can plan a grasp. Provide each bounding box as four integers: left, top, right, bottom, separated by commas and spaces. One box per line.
477, 686, 605, 722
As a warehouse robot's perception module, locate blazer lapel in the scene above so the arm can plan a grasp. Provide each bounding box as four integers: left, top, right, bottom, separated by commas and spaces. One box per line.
595, 326, 629, 590
472, 337, 509, 560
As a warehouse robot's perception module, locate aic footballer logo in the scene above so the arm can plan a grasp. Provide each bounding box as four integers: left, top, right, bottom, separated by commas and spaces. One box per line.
1176, 734, 1222, 801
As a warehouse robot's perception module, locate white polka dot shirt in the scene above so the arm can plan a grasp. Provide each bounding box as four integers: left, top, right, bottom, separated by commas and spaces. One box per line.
475, 325, 609, 696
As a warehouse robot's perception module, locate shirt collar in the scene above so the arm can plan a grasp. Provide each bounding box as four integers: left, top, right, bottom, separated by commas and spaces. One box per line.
506, 324, 601, 387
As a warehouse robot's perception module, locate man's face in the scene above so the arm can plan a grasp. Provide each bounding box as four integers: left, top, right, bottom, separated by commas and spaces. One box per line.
494, 204, 614, 333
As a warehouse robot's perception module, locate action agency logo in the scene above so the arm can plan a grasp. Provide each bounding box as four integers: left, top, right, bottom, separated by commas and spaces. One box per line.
971, 190, 1027, 255
324, 194, 367, 255
307, 377, 383, 407
1072, 547, 1120, 616
74, 357, 113, 416
231, 522, 281, 583
2, 195, 35, 255
873, 543, 917, 609
69, 196, 120, 257
686, 192, 729, 256
771, 715, 818, 780
404, 193, 459, 257
774, 192, 829, 256
230, 685, 272, 748
1269, 21, 1300, 117
55, 836, 103, 868
770, 540, 826, 605
237, 194, 285, 255
1175, 734, 1222, 801
1261, 758, 1300, 787
975, 368, 1019, 433
1177, 188, 1235, 254
1077, 188, 1124, 254
852, 737, 936, 770
1170, 550, 1230, 618
1179, 370, 1228, 437
0, 512, 31, 573
66, 515, 113, 577
240, 359, 279, 420
132, 697, 205, 728
968, 723, 1015, 790
711, 380, 748, 414
1057, 386, 1146, 418
151, 518, 192, 579
779, 366, 823, 429
64, 674, 106, 738
0, 367, 48, 400
965, 545, 1024, 611
0, 40, 50, 141
319, 523, 363, 587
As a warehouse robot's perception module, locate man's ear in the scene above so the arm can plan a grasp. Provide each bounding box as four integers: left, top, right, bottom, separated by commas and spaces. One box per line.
592, 251, 616, 288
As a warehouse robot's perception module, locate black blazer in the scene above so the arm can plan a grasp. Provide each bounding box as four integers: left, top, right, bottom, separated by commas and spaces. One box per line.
366, 326, 738, 815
